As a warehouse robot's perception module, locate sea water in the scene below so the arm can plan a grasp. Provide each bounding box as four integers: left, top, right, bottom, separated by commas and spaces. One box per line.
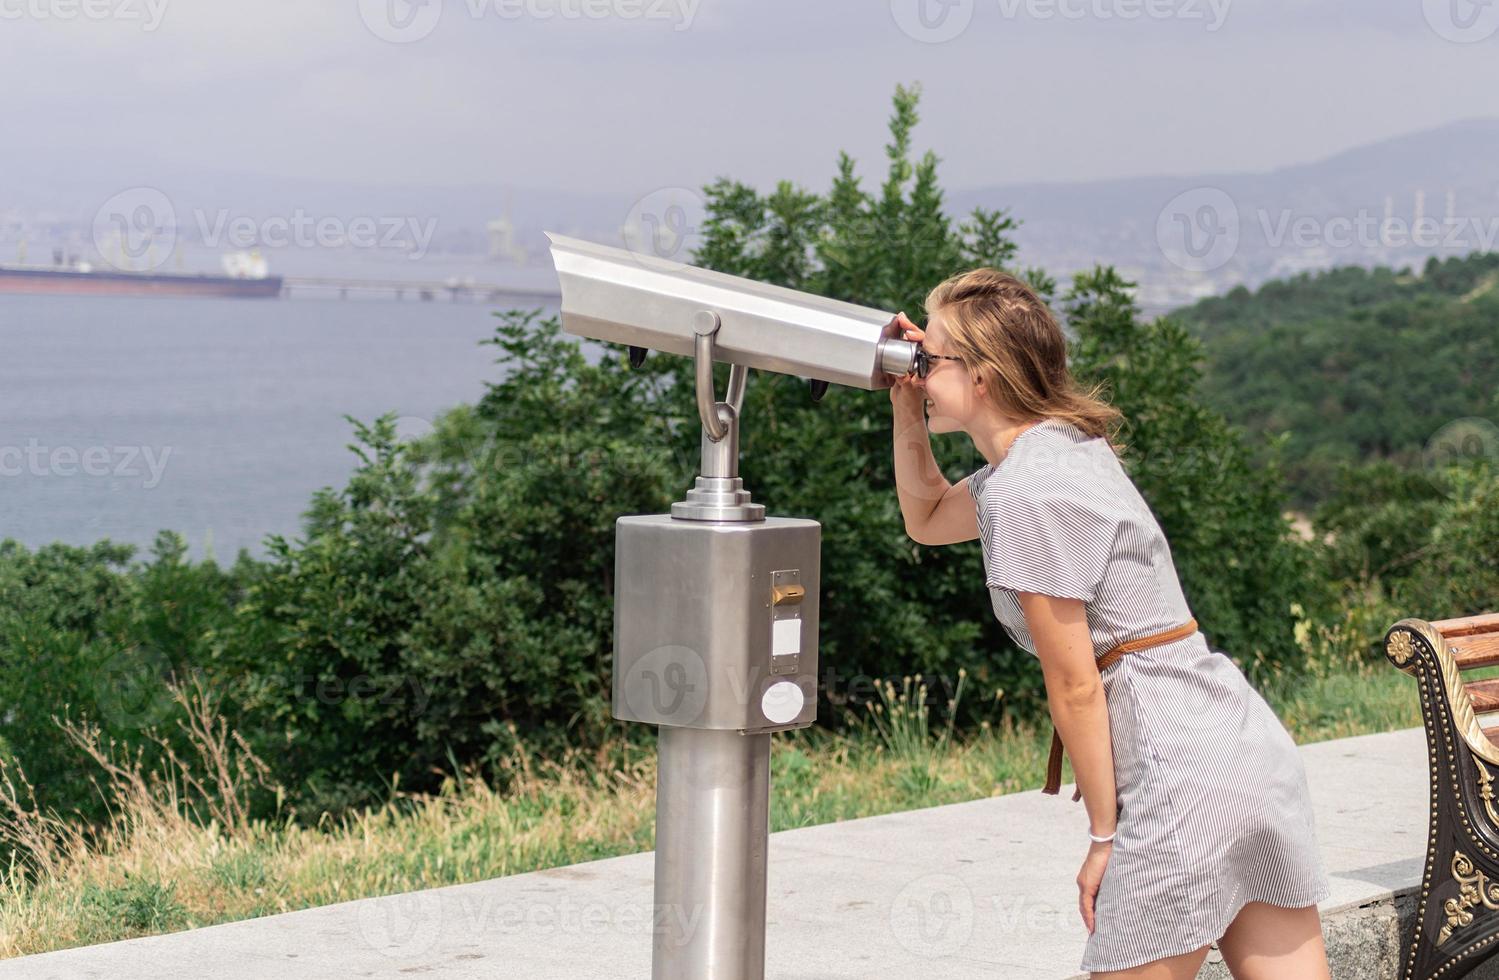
0, 292, 561, 560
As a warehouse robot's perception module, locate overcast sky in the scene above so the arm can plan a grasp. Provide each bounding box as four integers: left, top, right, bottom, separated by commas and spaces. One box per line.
5, 0, 1498, 201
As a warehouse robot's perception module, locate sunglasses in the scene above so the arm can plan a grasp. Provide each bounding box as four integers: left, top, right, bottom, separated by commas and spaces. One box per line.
913, 346, 964, 379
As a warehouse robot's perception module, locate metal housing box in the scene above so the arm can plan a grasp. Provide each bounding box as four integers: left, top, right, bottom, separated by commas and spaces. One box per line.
613, 515, 820, 733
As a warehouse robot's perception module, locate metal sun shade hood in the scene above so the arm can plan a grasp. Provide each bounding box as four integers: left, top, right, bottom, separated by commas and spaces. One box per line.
545, 231, 915, 391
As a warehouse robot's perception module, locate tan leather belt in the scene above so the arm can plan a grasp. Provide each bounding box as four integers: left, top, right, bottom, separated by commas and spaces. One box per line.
1043, 617, 1199, 800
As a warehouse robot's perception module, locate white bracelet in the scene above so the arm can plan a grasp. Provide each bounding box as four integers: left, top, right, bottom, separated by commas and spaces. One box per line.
1089, 830, 1115, 844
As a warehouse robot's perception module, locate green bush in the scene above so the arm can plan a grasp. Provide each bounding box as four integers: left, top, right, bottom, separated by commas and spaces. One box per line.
1311, 455, 1499, 624
0, 533, 247, 821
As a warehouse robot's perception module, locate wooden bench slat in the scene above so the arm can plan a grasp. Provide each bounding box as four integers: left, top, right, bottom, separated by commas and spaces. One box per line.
1434, 612, 1499, 638
1452, 633, 1499, 670
1470, 679, 1499, 712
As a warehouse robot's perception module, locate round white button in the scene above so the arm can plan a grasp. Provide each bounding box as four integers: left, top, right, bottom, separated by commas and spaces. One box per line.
760, 681, 805, 724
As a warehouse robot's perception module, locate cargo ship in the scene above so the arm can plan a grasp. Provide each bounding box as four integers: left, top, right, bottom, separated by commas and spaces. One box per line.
0, 250, 283, 299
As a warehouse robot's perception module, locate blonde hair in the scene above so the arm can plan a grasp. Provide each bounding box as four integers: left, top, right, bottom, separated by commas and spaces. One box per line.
925, 268, 1127, 456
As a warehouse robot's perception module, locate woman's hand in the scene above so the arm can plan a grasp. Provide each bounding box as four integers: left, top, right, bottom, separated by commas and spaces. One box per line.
888, 312, 926, 416
1077, 840, 1112, 933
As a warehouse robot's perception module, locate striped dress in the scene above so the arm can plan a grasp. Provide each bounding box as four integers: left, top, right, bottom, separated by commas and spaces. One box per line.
966, 417, 1330, 974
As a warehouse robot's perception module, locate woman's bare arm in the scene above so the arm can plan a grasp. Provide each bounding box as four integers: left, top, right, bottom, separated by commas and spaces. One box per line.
1017, 590, 1117, 835
890, 380, 979, 545
907, 476, 980, 545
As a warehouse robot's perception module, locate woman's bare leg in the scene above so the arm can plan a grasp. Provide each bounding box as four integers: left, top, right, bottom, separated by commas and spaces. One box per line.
1091, 944, 1212, 980
1216, 901, 1331, 980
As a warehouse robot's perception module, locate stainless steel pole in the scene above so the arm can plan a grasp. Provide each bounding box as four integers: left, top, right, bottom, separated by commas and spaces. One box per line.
653, 726, 771, 980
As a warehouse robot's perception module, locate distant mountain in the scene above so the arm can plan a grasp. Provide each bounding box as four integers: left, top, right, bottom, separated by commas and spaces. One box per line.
6, 118, 1499, 302
949, 118, 1499, 312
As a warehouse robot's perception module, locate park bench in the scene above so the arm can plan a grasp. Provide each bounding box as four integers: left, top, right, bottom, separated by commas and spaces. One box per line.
1386, 611, 1499, 979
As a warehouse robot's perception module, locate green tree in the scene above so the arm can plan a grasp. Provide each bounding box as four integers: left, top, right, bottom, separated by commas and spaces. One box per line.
1173, 253, 1499, 507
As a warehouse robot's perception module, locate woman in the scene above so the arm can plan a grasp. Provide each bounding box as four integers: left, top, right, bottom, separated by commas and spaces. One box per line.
887, 267, 1333, 979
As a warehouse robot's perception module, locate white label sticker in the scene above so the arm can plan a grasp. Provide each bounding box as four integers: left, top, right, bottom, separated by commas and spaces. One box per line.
773, 617, 801, 657
761, 681, 805, 724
